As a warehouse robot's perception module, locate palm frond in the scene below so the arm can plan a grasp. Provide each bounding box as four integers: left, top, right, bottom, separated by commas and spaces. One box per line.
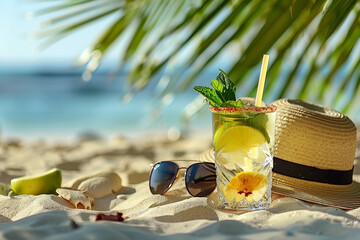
343, 69, 360, 114
334, 55, 360, 109
33, 0, 94, 16
36, 3, 123, 48
35, 0, 360, 121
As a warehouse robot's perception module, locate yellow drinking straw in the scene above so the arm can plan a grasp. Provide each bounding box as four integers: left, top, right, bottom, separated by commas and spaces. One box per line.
255, 54, 270, 107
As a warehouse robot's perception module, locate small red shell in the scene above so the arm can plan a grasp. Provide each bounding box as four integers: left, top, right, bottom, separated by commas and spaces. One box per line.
95, 212, 125, 222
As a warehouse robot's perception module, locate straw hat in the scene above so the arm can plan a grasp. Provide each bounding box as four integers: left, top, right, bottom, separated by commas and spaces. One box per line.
200, 98, 359, 210
271, 98, 358, 210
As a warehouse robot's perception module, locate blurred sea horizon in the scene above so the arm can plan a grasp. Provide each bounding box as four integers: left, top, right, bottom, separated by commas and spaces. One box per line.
0, 64, 215, 141
2, 62, 359, 141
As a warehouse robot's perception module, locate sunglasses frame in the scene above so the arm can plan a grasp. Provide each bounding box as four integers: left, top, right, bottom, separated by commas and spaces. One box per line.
149, 160, 216, 197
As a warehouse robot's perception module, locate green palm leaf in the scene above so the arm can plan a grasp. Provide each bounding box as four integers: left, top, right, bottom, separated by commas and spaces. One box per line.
34, 0, 360, 120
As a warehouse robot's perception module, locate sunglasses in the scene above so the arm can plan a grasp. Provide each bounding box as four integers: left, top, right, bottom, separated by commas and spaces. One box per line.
149, 160, 216, 197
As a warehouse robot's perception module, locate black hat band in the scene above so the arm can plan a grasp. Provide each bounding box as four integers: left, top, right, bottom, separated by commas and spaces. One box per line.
273, 157, 353, 185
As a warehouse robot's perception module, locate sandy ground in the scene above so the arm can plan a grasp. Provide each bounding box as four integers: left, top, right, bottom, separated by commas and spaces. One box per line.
0, 131, 360, 239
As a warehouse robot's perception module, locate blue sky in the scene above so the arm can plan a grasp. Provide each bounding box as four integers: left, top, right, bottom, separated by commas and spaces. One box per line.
0, 1, 233, 71
0, 1, 119, 68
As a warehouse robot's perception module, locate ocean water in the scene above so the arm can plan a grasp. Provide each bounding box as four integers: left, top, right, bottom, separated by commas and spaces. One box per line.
3, 66, 356, 141
0, 68, 213, 140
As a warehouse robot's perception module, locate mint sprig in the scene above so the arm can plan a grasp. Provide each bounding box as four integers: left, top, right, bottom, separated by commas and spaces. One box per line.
194, 69, 243, 108
193, 86, 223, 107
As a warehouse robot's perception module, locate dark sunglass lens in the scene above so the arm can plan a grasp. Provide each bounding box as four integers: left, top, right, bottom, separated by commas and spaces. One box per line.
185, 162, 216, 197
149, 162, 179, 195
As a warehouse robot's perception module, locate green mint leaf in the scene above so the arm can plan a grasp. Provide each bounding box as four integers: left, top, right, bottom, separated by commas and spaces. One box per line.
215, 70, 236, 101
194, 86, 223, 107
220, 100, 243, 108
210, 79, 225, 92
210, 79, 226, 102
223, 88, 236, 102
211, 79, 235, 101
217, 69, 235, 92
194, 69, 242, 107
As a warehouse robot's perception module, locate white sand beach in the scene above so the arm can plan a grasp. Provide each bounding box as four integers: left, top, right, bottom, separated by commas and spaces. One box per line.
0, 130, 360, 240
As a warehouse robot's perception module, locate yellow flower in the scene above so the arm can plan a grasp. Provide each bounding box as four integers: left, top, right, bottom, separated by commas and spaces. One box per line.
224, 172, 268, 202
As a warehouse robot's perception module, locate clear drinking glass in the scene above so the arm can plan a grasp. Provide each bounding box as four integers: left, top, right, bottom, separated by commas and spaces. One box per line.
211, 97, 276, 210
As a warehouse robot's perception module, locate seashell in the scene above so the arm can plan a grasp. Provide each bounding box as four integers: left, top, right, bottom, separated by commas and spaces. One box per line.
67, 171, 122, 199
56, 188, 94, 210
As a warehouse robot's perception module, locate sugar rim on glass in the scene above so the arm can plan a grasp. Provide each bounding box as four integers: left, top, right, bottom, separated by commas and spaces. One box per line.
209, 104, 277, 113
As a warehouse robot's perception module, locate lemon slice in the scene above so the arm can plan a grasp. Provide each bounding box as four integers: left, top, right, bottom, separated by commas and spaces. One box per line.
214, 125, 267, 153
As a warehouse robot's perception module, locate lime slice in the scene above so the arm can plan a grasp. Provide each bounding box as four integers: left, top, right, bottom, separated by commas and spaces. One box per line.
214, 125, 267, 153
240, 114, 270, 142
11, 168, 62, 195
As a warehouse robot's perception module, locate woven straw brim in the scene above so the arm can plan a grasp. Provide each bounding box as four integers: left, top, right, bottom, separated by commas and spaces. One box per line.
199, 149, 360, 210
272, 173, 360, 210
199, 149, 215, 163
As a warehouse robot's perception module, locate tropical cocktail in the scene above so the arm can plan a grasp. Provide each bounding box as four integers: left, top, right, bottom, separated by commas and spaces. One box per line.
211, 98, 276, 210
194, 55, 275, 210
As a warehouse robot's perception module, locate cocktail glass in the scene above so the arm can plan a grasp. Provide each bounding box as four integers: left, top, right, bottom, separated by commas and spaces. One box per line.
211, 97, 276, 210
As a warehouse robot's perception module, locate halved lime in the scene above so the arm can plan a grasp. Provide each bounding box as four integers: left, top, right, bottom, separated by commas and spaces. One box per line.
11, 168, 62, 195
